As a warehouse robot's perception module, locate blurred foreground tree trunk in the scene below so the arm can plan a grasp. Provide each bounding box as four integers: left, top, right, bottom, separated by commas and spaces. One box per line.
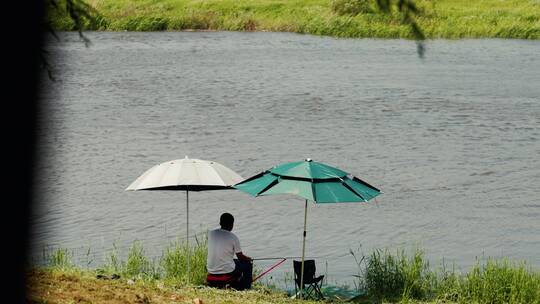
4, 1, 44, 303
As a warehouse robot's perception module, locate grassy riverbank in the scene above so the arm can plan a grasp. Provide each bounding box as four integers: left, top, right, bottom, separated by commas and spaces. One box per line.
29, 242, 540, 303
27, 268, 322, 304
48, 0, 540, 39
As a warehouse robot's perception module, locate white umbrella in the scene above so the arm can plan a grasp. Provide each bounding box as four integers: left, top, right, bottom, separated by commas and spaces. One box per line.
126, 156, 243, 281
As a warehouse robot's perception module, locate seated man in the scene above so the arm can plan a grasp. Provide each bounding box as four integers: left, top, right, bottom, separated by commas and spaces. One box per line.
206, 212, 253, 290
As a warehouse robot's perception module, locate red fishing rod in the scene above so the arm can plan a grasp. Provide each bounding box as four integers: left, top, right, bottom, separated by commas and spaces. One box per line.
252, 258, 287, 282
251, 256, 321, 282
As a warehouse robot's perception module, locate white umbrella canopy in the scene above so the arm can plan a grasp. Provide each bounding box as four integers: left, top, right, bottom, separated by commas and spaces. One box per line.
126, 156, 243, 191
126, 156, 243, 282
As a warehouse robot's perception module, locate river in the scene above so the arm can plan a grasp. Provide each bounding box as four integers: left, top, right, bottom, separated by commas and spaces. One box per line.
32, 32, 540, 285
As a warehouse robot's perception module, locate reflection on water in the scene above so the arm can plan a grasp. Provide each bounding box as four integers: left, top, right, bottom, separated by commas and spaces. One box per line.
33, 32, 540, 283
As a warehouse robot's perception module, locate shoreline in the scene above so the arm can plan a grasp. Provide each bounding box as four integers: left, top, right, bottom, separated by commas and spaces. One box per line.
53, 29, 540, 43
29, 245, 540, 303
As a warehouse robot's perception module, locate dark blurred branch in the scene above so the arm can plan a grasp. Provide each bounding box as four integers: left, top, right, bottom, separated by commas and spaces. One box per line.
63, 0, 99, 46
375, 0, 426, 57
42, 0, 102, 79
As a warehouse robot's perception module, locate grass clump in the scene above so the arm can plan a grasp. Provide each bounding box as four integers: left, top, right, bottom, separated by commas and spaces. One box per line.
44, 247, 74, 270
161, 236, 208, 285
124, 242, 158, 279
331, 0, 373, 15
101, 243, 122, 274
121, 16, 169, 31
438, 258, 540, 304
97, 242, 159, 280
88, 237, 208, 284
363, 248, 434, 301
352, 248, 540, 303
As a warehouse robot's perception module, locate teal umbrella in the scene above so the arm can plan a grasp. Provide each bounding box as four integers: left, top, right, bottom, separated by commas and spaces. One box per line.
234, 159, 381, 298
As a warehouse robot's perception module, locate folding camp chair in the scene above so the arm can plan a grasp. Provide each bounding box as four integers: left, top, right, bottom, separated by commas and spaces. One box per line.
293, 260, 325, 300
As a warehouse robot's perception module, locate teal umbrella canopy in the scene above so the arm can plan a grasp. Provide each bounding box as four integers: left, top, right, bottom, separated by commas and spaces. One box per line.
234, 159, 381, 203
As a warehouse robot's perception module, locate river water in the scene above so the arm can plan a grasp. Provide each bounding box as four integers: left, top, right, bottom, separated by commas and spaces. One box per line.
32, 32, 540, 285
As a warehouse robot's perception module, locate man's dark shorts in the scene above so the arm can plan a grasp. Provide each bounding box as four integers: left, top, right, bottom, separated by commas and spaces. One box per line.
231, 259, 253, 290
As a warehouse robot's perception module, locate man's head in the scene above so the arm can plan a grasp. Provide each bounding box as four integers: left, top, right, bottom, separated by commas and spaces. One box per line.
219, 212, 234, 231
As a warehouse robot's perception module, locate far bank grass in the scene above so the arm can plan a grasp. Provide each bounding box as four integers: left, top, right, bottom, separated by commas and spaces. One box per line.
49, 0, 540, 39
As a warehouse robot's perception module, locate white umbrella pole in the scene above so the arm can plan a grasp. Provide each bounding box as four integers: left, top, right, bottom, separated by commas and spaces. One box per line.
186, 190, 190, 284
300, 199, 308, 299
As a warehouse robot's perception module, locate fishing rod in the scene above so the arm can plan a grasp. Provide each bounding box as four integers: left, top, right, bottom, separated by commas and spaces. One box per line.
251, 256, 322, 282
252, 256, 321, 261
252, 258, 287, 282
251, 252, 356, 282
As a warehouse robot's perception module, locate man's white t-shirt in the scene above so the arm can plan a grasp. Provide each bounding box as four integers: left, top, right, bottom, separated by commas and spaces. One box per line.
207, 228, 242, 274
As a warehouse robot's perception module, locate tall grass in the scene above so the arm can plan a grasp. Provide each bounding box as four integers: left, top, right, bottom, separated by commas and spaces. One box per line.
161, 235, 208, 285
44, 247, 74, 270
361, 248, 434, 301
98, 242, 159, 280
88, 237, 207, 284
353, 248, 540, 303
123, 242, 159, 280
438, 258, 540, 304
102, 243, 121, 273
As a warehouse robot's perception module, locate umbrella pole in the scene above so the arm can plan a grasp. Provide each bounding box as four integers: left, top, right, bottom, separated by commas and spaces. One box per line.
300, 199, 308, 299
186, 190, 190, 284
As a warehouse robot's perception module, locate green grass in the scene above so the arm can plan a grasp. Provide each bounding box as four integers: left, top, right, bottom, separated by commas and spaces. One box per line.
123, 241, 159, 279
40, 241, 540, 303
98, 238, 208, 284
43, 237, 208, 285
362, 248, 435, 301
48, 0, 540, 39
43, 247, 75, 271
161, 236, 208, 285
351, 247, 540, 303
441, 258, 540, 304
